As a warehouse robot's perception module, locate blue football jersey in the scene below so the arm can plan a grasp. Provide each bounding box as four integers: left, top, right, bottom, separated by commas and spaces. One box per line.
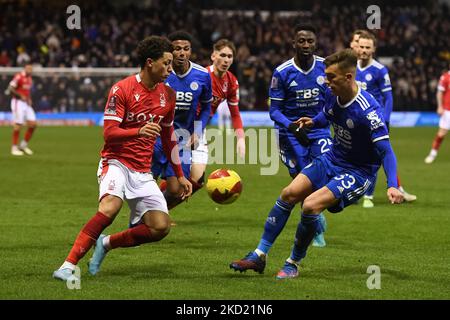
165, 62, 212, 135
322, 87, 389, 176
269, 55, 331, 139
356, 59, 392, 110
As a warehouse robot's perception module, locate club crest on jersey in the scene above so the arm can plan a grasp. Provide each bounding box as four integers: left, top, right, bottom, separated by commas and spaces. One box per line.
134, 94, 140, 102
160, 93, 166, 107
105, 96, 117, 115
366, 110, 384, 130
190, 81, 199, 91
112, 86, 119, 94
222, 81, 228, 93
316, 75, 325, 85
346, 118, 354, 129
365, 74, 373, 81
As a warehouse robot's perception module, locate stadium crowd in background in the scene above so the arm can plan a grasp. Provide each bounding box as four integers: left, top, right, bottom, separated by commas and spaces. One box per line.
0, 0, 448, 112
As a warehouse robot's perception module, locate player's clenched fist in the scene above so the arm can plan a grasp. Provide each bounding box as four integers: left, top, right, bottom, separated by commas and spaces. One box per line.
139, 122, 161, 138
387, 187, 404, 204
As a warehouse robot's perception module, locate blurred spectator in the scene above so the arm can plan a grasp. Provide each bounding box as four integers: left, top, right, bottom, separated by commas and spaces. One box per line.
0, 1, 448, 112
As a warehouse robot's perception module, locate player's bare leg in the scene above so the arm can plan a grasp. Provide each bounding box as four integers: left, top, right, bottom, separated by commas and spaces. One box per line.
19, 120, 37, 155
89, 210, 170, 275
53, 195, 121, 281
190, 163, 207, 184
425, 128, 447, 164
277, 187, 338, 279
161, 163, 206, 214
230, 174, 314, 274
11, 123, 24, 156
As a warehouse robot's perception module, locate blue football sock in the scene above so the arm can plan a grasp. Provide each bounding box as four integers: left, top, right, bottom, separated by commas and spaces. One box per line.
256, 197, 295, 255
290, 213, 324, 262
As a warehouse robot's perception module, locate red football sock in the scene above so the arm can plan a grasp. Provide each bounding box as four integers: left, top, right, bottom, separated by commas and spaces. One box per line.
109, 224, 152, 249
12, 129, 20, 146
432, 135, 444, 151
397, 175, 402, 188
66, 212, 112, 264
24, 127, 35, 142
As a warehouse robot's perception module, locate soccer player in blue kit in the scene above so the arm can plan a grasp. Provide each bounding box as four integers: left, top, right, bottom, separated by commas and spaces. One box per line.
356, 31, 416, 208
233, 49, 404, 279
229, 24, 332, 275
151, 30, 212, 211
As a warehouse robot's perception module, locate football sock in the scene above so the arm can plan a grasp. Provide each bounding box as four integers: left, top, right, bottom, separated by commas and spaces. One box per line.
24, 127, 35, 143
432, 135, 444, 151
66, 212, 112, 265
397, 175, 402, 188
289, 213, 324, 263
109, 224, 152, 248
256, 197, 295, 255
12, 129, 20, 146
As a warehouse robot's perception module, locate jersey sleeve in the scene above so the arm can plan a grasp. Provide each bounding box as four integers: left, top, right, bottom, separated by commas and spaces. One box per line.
438, 74, 448, 92
198, 74, 213, 131
103, 84, 126, 123
268, 69, 292, 128
160, 88, 176, 127
227, 74, 239, 107
364, 106, 389, 143
268, 69, 285, 102
9, 74, 21, 88
379, 67, 392, 94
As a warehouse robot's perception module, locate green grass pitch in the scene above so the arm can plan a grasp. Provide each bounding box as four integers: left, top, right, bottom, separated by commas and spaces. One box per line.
0, 126, 449, 299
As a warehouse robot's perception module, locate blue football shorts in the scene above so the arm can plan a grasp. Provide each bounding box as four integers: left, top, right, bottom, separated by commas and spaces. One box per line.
301, 155, 375, 213
151, 140, 191, 179
278, 133, 332, 176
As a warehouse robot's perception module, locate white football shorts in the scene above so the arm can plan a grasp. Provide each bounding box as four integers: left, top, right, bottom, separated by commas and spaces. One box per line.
192, 129, 209, 165
97, 159, 168, 226
11, 98, 36, 124
439, 110, 450, 130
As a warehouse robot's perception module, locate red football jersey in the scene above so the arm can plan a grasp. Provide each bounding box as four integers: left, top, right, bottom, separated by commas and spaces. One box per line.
206, 65, 243, 134
9, 71, 32, 99
101, 74, 176, 172
207, 65, 239, 113
438, 71, 450, 110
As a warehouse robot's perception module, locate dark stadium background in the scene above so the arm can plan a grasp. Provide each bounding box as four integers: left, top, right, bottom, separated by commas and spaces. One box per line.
0, 0, 448, 113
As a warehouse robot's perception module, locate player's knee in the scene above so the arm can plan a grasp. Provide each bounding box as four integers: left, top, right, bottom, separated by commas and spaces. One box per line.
280, 185, 302, 204
148, 219, 170, 241
302, 198, 322, 215
98, 195, 122, 218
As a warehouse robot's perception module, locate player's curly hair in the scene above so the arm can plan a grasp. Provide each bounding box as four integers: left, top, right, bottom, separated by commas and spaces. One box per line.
168, 30, 193, 43
136, 36, 173, 69
324, 49, 357, 72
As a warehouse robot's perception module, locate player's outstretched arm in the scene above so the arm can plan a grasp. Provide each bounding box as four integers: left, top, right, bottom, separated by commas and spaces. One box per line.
374, 138, 404, 204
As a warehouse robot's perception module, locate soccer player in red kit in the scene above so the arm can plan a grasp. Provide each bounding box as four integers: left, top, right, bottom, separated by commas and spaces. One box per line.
191, 39, 245, 184
7, 62, 36, 156
53, 36, 192, 282
425, 67, 450, 164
